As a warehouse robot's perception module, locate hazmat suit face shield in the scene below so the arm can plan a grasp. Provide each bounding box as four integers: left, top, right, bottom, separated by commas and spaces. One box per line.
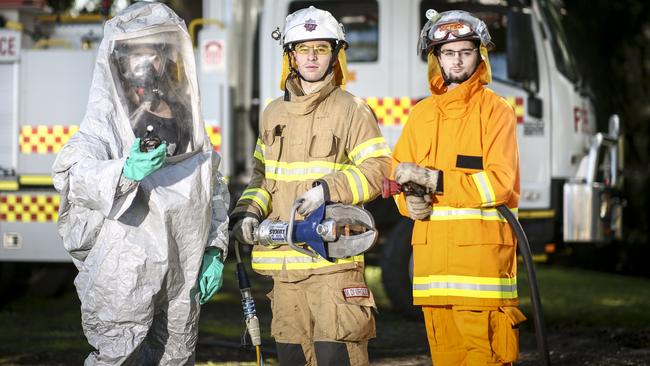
110, 31, 193, 156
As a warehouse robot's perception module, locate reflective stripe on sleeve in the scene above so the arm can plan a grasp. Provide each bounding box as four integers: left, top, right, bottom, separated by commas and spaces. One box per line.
348, 137, 391, 165
341, 166, 370, 204
471, 171, 497, 207
413, 275, 517, 299
251, 250, 364, 271
429, 206, 518, 222
238, 188, 271, 216
254, 139, 265, 163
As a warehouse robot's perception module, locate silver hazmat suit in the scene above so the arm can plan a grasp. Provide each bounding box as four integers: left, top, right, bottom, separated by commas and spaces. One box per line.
51, 3, 229, 365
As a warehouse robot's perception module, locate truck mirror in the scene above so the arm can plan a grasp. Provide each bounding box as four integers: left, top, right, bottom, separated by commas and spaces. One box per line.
507, 9, 538, 86
527, 95, 543, 119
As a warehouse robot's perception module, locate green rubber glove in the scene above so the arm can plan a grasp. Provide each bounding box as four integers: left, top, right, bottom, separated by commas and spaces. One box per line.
199, 247, 224, 304
122, 138, 167, 181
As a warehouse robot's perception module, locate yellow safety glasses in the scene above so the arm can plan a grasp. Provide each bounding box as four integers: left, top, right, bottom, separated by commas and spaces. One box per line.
294, 43, 333, 55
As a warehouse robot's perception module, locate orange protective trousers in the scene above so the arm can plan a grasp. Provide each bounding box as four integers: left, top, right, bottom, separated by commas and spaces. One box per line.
422, 305, 525, 366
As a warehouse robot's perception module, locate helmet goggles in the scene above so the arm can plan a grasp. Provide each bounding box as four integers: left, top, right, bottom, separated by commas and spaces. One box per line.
431, 22, 475, 42
418, 10, 492, 55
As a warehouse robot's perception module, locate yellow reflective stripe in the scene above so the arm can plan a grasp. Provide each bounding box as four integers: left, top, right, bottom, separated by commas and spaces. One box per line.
341, 166, 369, 204
471, 171, 496, 207
238, 188, 271, 216
19, 175, 53, 186
264, 160, 344, 181
341, 170, 359, 203
263, 160, 369, 202
429, 206, 518, 222
518, 210, 555, 219
0, 180, 18, 191
412, 275, 517, 299
254, 139, 265, 162
251, 250, 363, 271
348, 137, 391, 165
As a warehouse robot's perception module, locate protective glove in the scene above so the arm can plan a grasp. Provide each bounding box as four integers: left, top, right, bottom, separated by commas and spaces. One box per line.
394, 162, 439, 191
406, 194, 432, 220
122, 138, 167, 181
295, 184, 324, 216
199, 247, 224, 305
233, 217, 259, 245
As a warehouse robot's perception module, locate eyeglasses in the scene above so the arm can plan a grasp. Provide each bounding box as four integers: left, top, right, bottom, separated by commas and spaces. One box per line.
293, 44, 333, 55
439, 48, 478, 59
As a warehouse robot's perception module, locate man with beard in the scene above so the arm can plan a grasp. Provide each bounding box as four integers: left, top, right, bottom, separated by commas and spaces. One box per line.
390, 9, 526, 366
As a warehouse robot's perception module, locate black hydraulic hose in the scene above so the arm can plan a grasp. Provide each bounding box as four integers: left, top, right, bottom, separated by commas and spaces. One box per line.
497, 205, 551, 366
234, 240, 263, 366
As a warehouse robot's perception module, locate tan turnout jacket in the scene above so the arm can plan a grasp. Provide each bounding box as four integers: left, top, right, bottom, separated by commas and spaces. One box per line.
232, 73, 391, 281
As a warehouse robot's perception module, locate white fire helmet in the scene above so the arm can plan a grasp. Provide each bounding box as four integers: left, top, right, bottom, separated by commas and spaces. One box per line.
279, 6, 346, 48
274, 6, 349, 90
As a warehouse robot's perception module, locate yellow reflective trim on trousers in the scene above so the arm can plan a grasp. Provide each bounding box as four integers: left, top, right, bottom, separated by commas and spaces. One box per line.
348, 137, 391, 165
239, 188, 271, 216
254, 139, 265, 162
412, 275, 518, 299
471, 171, 496, 206
251, 250, 363, 271
429, 206, 518, 222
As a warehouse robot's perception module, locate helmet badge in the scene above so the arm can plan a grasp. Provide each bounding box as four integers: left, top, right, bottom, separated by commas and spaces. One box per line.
304, 18, 318, 32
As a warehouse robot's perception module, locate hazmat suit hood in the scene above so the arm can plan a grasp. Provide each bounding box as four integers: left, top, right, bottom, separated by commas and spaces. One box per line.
92, 1, 208, 161
51, 3, 229, 364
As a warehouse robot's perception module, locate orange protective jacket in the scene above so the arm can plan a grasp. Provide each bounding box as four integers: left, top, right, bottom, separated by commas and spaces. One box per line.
392, 59, 520, 307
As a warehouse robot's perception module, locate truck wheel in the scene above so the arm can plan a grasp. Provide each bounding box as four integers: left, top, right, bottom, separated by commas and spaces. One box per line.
381, 218, 421, 320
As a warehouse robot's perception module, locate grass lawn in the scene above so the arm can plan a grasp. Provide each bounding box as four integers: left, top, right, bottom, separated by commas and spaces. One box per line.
517, 263, 650, 328
1, 261, 649, 365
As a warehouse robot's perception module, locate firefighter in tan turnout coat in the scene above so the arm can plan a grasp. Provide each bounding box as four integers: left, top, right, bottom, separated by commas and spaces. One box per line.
231, 6, 391, 366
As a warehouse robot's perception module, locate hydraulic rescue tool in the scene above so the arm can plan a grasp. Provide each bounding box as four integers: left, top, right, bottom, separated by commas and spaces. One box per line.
382, 177, 552, 366
254, 201, 378, 261
233, 201, 377, 366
